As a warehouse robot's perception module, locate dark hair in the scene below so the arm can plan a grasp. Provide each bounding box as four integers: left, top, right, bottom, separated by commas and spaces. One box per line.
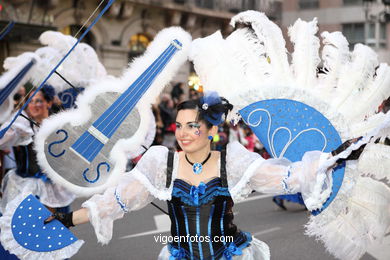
176, 96, 233, 129
29, 85, 56, 102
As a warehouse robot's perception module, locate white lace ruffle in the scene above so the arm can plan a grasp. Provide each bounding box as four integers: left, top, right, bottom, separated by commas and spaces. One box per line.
81, 197, 115, 245
229, 157, 264, 202
226, 141, 262, 202
131, 169, 171, 201
298, 152, 333, 211
0, 170, 76, 213
81, 172, 155, 244
130, 145, 178, 199
305, 161, 390, 260
0, 192, 84, 260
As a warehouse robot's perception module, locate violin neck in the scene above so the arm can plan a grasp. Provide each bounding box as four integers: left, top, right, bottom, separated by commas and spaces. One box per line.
0, 59, 35, 106
70, 40, 182, 163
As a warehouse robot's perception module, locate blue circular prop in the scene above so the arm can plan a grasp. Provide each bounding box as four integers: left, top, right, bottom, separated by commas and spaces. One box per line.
11, 194, 78, 252
239, 99, 345, 215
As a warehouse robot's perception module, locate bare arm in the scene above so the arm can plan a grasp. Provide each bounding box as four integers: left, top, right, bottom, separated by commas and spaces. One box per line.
72, 208, 90, 225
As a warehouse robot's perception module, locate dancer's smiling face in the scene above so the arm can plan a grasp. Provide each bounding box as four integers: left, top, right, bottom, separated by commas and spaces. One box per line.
175, 109, 216, 153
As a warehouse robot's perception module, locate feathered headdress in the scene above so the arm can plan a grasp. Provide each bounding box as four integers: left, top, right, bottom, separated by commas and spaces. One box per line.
198, 91, 233, 125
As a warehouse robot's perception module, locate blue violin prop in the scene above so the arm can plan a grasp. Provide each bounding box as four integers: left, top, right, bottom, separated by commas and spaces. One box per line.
34, 29, 189, 196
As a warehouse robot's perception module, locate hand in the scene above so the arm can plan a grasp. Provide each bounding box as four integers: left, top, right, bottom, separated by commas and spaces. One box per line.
44, 211, 74, 228
331, 137, 366, 163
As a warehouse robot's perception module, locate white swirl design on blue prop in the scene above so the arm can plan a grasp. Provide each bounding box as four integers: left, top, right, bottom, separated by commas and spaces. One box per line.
59, 92, 75, 108
246, 108, 327, 158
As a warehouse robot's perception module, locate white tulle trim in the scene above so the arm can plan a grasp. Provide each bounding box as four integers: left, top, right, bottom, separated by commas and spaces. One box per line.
303, 153, 333, 211
0, 192, 84, 260
1, 170, 75, 212
317, 111, 390, 178
305, 168, 390, 260
229, 157, 265, 202
304, 113, 390, 259
131, 168, 172, 201
81, 199, 112, 245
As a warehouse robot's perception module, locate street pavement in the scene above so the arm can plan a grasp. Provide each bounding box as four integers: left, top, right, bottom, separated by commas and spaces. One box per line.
71, 193, 387, 260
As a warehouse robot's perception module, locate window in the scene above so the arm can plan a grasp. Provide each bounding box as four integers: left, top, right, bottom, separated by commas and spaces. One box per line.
128, 33, 150, 61
343, 0, 363, 5
195, 0, 215, 9
299, 0, 319, 9
365, 22, 387, 48
343, 22, 387, 49
379, 22, 387, 48
342, 23, 365, 48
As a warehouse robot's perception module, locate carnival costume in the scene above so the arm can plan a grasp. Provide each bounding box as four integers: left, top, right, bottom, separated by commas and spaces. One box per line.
0, 6, 389, 260
0, 90, 75, 217
0, 27, 113, 215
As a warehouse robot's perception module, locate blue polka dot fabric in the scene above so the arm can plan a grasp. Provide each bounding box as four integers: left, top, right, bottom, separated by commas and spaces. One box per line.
240, 99, 345, 215
11, 194, 78, 252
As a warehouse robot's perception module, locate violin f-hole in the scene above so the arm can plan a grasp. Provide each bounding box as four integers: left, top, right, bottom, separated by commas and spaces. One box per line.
47, 129, 68, 158
82, 162, 111, 183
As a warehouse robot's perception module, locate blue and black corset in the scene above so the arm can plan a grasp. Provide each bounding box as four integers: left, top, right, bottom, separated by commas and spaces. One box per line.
13, 143, 48, 181
167, 177, 252, 260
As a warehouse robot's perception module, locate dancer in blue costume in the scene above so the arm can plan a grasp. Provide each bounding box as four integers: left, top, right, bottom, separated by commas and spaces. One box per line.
45, 91, 361, 260
0, 85, 74, 214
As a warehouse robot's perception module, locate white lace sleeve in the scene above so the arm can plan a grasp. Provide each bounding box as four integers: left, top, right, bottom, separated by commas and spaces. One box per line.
0, 115, 34, 149
227, 141, 332, 210
81, 146, 170, 245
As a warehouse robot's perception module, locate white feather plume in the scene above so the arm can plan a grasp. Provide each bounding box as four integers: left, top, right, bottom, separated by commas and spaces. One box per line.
332, 44, 378, 115
231, 11, 292, 84
289, 18, 321, 89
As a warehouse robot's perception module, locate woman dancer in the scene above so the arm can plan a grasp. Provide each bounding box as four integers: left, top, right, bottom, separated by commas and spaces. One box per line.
46, 91, 358, 259
0, 85, 74, 214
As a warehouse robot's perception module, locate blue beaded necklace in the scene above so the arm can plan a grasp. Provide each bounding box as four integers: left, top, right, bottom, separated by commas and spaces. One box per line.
185, 152, 212, 175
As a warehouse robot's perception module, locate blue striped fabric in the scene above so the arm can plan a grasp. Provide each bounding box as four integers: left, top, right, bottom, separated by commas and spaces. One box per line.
181, 205, 194, 260
196, 207, 203, 259
208, 204, 215, 259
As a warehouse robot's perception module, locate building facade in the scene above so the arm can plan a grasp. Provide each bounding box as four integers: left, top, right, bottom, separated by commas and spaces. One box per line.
0, 0, 280, 85
282, 0, 390, 62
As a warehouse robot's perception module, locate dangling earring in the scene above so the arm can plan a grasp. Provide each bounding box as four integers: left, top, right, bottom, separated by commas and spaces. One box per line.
208, 135, 213, 140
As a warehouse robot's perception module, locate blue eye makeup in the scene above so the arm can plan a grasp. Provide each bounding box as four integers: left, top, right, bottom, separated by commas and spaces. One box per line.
188, 122, 201, 129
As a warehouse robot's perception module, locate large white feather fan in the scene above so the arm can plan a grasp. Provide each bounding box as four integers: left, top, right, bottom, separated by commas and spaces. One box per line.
189, 10, 390, 260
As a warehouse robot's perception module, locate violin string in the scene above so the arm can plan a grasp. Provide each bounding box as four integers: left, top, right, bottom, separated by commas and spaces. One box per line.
72, 45, 172, 153
73, 0, 107, 39
101, 46, 173, 130
74, 44, 176, 155
102, 46, 176, 135
104, 46, 177, 135
72, 45, 173, 153
54, 71, 81, 94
